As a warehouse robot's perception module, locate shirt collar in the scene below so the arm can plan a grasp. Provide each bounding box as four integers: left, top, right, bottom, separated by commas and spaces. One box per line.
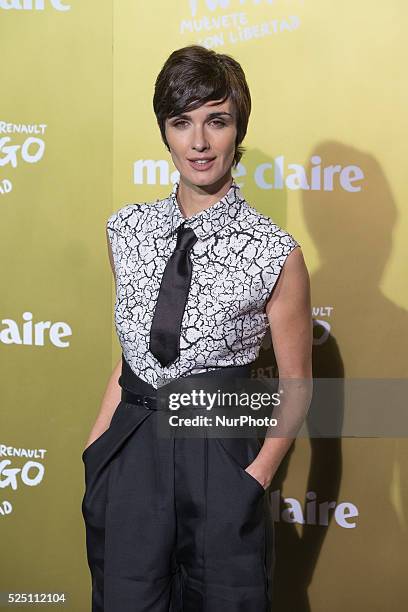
162, 178, 246, 240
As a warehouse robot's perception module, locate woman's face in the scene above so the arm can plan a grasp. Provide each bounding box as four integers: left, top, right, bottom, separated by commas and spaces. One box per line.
164, 97, 237, 188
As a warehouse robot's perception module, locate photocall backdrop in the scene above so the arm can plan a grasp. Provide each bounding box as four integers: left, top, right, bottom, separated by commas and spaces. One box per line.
1, 1, 407, 610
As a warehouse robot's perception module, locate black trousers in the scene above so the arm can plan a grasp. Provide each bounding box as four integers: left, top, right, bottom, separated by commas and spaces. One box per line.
81, 356, 275, 611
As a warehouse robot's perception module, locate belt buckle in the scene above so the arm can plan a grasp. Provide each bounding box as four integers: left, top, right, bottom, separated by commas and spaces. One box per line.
142, 395, 156, 410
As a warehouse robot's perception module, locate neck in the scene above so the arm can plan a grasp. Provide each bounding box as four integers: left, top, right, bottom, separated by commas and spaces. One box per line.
176, 173, 233, 219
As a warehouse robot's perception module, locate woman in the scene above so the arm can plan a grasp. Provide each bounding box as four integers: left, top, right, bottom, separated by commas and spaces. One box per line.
81, 45, 312, 612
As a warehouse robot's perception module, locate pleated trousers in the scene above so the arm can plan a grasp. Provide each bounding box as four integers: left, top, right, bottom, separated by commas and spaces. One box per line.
81, 356, 275, 611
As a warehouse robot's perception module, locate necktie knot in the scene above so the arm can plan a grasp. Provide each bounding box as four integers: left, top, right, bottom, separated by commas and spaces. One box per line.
176, 224, 198, 252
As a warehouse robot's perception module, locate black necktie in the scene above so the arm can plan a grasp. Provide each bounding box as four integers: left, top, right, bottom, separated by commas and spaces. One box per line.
149, 223, 198, 367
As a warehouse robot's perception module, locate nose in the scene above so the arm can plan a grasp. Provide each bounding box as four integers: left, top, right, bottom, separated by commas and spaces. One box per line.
191, 124, 210, 152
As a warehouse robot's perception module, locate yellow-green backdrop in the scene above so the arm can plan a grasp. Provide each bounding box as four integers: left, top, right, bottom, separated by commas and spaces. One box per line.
1, 1, 407, 610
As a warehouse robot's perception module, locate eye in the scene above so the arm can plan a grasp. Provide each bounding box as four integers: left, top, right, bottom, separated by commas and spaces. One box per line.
210, 119, 226, 128
173, 120, 189, 128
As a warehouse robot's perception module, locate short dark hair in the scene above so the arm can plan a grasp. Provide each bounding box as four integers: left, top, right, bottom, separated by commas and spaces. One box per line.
153, 45, 251, 168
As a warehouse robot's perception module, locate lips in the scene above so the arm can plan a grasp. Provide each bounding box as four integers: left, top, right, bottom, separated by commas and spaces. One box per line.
188, 158, 216, 171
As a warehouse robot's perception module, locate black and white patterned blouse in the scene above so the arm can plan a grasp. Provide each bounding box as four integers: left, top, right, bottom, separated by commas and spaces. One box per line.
106, 179, 300, 389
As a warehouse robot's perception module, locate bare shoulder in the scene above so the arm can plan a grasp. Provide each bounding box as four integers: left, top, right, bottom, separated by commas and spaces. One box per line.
281, 243, 307, 277
265, 245, 310, 314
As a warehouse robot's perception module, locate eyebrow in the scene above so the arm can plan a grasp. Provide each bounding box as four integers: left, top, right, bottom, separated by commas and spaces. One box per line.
170, 112, 233, 121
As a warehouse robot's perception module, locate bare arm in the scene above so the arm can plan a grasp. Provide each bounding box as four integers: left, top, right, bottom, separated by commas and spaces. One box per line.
83, 230, 122, 451
246, 246, 313, 488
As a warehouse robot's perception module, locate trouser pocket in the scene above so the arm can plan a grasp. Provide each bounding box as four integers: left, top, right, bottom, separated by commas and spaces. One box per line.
215, 436, 266, 497
202, 437, 269, 610
81, 404, 155, 611
81, 400, 126, 463
81, 405, 153, 522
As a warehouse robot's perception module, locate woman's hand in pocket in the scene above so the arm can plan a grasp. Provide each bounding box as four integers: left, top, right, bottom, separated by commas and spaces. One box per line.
245, 460, 272, 491
83, 427, 109, 453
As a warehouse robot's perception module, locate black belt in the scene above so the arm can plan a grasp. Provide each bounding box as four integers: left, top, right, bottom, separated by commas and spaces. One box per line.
121, 389, 158, 410
120, 363, 254, 411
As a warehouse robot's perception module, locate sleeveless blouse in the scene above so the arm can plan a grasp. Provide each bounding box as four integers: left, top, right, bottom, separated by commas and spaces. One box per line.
106, 179, 300, 389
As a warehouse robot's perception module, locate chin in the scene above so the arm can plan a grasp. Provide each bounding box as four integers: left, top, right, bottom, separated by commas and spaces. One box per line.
184, 169, 226, 187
